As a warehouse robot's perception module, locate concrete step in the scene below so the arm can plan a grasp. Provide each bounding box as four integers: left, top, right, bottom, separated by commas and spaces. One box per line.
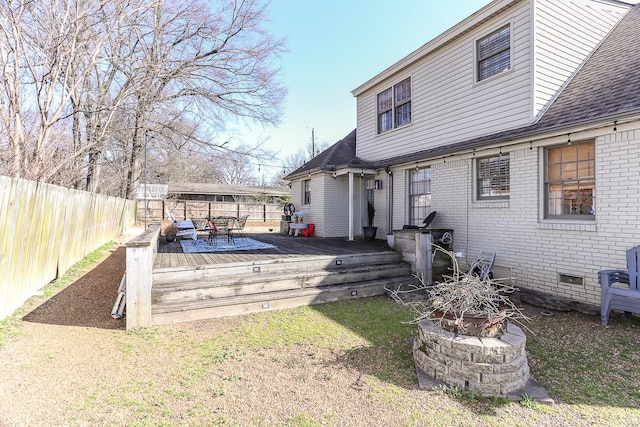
151, 275, 419, 325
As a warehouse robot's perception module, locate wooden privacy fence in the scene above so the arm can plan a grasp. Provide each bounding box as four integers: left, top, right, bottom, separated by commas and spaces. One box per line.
137, 199, 284, 224
0, 176, 137, 320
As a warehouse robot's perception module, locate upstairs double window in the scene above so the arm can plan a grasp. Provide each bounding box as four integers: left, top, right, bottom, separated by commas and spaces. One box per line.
377, 78, 411, 134
477, 25, 511, 81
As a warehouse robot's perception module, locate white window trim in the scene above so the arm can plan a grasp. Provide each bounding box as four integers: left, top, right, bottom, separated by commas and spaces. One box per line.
302, 179, 311, 205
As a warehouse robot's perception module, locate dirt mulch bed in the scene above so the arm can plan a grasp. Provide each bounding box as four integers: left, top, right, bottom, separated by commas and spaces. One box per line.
22, 246, 126, 330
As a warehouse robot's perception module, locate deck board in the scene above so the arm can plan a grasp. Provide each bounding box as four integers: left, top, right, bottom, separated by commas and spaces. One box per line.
154, 232, 392, 269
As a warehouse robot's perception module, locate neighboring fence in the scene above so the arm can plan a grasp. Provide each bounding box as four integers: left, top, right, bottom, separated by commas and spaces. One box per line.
0, 176, 137, 320
137, 199, 284, 225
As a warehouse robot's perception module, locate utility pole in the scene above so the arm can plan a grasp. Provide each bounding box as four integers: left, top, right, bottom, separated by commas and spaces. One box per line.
311, 128, 315, 158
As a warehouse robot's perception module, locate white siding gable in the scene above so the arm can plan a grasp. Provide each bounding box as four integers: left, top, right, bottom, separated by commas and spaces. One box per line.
356, 1, 532, 162
354, 0, 629, 164
533, 0, 628, 117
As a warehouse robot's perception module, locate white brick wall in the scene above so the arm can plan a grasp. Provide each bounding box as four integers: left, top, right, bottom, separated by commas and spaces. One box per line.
290, 172, 366, 238
420, 125, 640, 306
289, 123, 640, 304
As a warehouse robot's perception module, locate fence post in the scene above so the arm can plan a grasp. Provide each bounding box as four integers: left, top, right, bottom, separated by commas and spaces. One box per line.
126, 224, 160, 328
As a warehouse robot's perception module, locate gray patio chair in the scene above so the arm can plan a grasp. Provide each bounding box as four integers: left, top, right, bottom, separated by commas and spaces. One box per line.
599, 245, 640, 326
468, 251, 496, 282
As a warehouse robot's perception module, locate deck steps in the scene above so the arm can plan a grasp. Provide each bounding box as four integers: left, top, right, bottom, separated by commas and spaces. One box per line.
152, 252, 403, 285
151, 251, 417, 325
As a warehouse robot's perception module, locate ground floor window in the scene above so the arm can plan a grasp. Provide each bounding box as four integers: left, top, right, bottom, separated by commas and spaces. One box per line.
303, 179, 311, 205
365, 179, 375, 205
545, 140, 595, 219
409, 168, 431, 226
477, 154, 509, 199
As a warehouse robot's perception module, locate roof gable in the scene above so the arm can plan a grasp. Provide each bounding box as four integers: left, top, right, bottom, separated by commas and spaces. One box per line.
289, 2, 640, 175
373, 4, 640, 167
286, 129, 375, 179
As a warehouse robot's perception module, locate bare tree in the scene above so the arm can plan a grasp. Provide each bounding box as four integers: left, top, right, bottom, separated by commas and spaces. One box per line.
116, 0, 286, 198
0, 1, 30, 178
0, 0, 286, 197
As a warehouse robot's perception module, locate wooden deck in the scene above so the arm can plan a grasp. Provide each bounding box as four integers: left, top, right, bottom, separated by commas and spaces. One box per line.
154, 232, 393, 269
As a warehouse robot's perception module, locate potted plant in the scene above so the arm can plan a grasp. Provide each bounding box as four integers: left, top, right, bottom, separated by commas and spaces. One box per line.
162, 220, 178, 242
363, 201, 377, 240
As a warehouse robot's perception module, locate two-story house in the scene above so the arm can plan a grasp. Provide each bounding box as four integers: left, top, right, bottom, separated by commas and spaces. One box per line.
285, 0, 640, 307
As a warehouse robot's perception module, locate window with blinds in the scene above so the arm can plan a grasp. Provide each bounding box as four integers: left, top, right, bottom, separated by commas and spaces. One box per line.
545, 141, 595, 219
409, 168, 432, 226
477, 25, 511, 81
477, 155, 510, 199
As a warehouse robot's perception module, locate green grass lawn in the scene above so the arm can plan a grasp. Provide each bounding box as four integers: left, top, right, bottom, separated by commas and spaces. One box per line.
2, 243, 640, 426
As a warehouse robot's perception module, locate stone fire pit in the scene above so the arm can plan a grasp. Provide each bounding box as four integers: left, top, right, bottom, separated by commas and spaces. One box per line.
413, 319, 531, 397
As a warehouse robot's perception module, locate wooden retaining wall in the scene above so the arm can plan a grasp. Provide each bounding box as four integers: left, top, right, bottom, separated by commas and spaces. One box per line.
0, 176, 137, 320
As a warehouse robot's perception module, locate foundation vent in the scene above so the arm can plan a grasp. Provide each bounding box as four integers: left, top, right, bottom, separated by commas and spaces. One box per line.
558, 273, 584, 286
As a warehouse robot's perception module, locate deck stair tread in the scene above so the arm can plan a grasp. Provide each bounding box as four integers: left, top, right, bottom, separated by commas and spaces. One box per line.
150, 246, 418, 325
152, 252, 403, 285
152, 262, 410, 293
152, 275, 419, 316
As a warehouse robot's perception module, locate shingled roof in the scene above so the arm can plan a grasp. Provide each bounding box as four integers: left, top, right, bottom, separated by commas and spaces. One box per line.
288, 4, 640, 177
285, 129, 375, 179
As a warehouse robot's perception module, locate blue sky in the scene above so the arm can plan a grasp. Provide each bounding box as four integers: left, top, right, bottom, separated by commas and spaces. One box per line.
232, 1, 490, 177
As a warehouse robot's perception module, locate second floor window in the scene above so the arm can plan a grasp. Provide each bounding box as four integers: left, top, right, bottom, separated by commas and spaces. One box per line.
477, 25, 511, 81
477, 154, 510, 199
377, 78, 411, 133
303, 179, 311, 205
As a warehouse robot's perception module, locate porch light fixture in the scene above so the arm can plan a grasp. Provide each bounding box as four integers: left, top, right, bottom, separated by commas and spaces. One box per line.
614, 121, 617, 132
415, 163, 419, 171
361, 169, 364, 177
567, 133, 571, 145
529, 141, 533, 150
